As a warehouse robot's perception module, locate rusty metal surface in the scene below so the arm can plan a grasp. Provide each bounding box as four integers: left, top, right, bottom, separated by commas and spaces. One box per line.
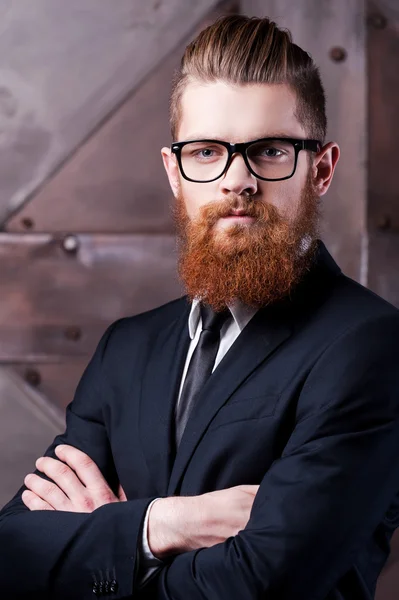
5, 43, 177, 233
242, 0, 367, 283
13, 362, 88, 411
0, 233, 182, 362
0, 367, 64, 509
367, 0, 399, 308
367, 231, 399, 307
0, 0, 222, 225
367, 0, 399, 232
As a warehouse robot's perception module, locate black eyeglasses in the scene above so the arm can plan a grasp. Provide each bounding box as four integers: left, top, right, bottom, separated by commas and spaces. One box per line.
171, 137, 321, 183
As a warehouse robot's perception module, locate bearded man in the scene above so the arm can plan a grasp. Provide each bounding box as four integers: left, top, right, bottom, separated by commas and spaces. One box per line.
1, 15, 399, 600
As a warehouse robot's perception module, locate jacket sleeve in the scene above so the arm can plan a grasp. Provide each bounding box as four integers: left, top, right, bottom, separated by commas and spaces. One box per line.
0, 321, 158, 600
139, 314, 399, 600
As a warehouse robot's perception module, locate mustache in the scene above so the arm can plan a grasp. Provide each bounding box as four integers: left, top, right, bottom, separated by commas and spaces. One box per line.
198, 195, 276, 225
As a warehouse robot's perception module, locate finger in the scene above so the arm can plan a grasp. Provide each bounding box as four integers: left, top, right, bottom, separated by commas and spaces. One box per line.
118, 483, 127, 502
22, 489, 55, 511
35, 456, 87, 503
24, 473, 70, 511
55, 445, 114, 494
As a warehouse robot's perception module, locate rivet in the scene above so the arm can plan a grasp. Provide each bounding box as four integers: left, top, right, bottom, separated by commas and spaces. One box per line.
21, 217, 34, 230
329, 47, 347, 62
24, 368, 41, 387
61, 234, 79, 254
64, 326, 82, 342
367, 13, 387, 29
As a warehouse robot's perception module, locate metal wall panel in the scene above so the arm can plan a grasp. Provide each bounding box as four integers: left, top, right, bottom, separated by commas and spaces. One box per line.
367, 0, 399, 307
0, 367, 64, 508
0, 0, 221, 224
5, 45, 177, 233
0, 233, 181, 361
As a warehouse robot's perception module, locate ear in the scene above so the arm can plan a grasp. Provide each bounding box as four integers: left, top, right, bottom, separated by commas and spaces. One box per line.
161, 146, 180, 198
311, 141, 340, 196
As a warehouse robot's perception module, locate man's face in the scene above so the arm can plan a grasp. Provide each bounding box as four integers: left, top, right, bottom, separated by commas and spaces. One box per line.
166, 81, 310, 227
162, 80, 339, 309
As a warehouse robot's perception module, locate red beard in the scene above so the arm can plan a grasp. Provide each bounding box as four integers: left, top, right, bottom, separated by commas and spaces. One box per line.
174, 171, 320, 312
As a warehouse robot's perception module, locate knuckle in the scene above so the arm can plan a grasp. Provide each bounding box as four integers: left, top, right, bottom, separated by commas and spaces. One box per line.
44, 483, 55, 496
79, 454, 94, 468
81, 495, 95, 512
56, 463, 70, 477
100, 491, 116, 505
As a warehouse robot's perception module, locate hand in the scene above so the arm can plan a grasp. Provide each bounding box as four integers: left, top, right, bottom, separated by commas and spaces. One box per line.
22, 444, 127, 512
148, 484, 259, 559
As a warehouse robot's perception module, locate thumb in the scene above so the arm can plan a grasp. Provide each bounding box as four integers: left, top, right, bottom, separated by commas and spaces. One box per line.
237, 484, 260, 496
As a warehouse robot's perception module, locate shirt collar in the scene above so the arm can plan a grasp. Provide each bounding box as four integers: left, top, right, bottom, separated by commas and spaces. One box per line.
188, 298, 258, 339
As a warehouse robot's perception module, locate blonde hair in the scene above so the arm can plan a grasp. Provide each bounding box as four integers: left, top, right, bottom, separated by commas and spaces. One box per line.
170, 15, 327, 143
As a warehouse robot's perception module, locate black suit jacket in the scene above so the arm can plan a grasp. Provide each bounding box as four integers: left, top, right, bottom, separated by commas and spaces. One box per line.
1, 241, 399, 600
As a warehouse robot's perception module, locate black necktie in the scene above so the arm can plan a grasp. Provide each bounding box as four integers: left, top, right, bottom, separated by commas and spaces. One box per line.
175, 303, 230, 447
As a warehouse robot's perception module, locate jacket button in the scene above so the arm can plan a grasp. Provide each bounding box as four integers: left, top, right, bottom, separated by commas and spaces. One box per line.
110, 579, 118, 594
104, 580, 110, 594
92, 582, 100, 596
98, 581, 104, 595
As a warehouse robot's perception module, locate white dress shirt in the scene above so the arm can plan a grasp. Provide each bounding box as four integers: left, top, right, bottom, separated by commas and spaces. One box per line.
139, 299, 258, 585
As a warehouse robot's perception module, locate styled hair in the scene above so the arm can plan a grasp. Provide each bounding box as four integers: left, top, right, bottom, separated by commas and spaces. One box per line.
170, 15, 327, 143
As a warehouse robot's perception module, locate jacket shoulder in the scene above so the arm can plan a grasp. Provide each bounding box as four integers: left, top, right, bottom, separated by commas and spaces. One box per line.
100, 295, 189, 348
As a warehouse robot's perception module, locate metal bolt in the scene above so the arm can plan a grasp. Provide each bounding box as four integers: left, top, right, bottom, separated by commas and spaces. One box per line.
61, 234, 79, 254
21, 217, 34, 230
24, 368, 41, 387
377, 215, 391, 231
367, 13, 387, 29
329, 47, 347, 62
64, 326, 82, 342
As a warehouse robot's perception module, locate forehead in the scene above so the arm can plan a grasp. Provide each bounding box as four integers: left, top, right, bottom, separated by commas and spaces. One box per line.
177, 80, 306, 142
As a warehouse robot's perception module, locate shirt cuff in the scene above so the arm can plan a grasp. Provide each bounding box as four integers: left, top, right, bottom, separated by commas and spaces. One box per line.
141, 497, 164, 565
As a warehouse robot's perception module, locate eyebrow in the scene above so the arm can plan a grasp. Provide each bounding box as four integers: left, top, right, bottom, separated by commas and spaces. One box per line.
177, 132, 304, 142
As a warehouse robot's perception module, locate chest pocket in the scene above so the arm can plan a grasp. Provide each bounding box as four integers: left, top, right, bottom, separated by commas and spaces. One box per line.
208, 394, 280, 431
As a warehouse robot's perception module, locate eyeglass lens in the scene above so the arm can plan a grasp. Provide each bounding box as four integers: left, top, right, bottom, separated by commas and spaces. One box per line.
179, 139, 296, 181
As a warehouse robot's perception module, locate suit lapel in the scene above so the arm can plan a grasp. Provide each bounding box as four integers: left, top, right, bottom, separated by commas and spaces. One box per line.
167, 306, 292, 495
139, 299, 191, 495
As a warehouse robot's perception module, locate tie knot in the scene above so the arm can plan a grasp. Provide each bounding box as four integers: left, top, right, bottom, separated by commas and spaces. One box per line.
200, 304, 230, 333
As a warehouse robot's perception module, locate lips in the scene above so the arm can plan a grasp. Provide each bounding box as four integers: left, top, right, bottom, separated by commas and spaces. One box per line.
223, 209, 256, 220
228, 209, 250, 216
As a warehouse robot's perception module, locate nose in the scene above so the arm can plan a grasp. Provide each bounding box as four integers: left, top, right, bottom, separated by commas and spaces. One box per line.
219, 152, 258, 196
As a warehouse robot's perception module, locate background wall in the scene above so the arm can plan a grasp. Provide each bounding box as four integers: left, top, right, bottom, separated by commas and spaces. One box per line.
0, 0, 398, 595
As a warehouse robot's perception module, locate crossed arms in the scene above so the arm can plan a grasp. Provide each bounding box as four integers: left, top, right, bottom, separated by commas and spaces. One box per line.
1, 315, 399, 600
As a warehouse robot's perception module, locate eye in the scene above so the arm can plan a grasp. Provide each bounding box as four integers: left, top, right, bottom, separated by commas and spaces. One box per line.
247, 141, 293, 163
189, 145, 224, 160
197, 148, 214, 158
261, 147, 282, 157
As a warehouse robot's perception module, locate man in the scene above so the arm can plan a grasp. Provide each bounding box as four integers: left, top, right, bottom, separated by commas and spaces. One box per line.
1, 14, 399, 600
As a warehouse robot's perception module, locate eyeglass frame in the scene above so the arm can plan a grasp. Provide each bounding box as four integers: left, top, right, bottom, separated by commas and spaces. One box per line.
171, 137, 321, 183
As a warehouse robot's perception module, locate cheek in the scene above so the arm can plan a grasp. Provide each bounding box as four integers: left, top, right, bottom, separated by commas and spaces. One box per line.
260, 180, 303, 218
180, 182, 216, 220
